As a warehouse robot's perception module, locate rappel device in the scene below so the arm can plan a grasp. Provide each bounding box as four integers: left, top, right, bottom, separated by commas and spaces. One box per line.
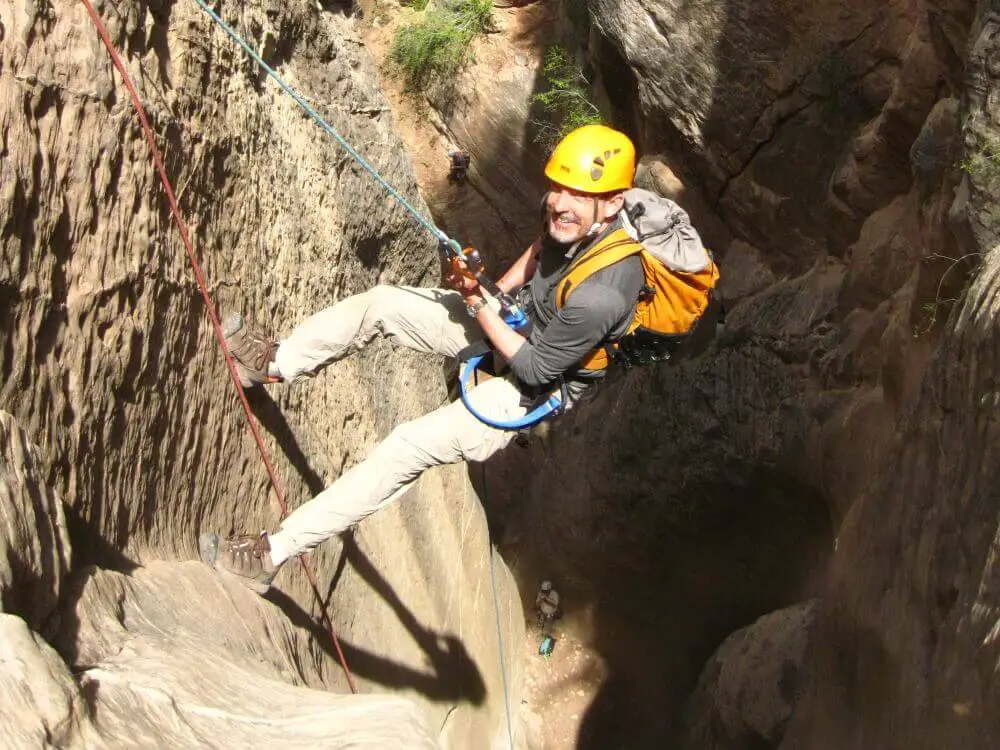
439, 240, 565, 431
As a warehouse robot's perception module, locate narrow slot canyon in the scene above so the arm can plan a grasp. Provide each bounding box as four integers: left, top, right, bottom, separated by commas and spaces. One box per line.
3, 1, 1000, 749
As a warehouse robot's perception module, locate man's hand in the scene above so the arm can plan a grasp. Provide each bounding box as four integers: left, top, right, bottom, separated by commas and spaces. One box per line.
444, 257, 482, 298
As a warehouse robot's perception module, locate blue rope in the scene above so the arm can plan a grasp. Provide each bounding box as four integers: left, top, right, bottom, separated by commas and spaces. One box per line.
190, 0, 454, 249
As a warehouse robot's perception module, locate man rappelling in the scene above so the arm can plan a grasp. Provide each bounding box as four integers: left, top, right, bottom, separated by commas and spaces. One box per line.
200, 124, 718, 592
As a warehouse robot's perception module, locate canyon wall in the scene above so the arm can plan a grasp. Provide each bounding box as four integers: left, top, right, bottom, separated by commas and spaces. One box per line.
486, 0, 984, 746
1, 0, 522, 746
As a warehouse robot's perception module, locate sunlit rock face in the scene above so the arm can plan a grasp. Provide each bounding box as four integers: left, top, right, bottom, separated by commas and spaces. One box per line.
5, 0, 998, 746
1, 0, 523, 747
590, 0, 965, 266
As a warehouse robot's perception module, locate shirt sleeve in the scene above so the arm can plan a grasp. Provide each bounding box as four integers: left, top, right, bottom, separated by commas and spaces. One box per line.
508, 282, 633, 386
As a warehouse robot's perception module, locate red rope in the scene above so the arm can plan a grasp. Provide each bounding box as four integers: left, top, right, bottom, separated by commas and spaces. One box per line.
80, 0, 357, 694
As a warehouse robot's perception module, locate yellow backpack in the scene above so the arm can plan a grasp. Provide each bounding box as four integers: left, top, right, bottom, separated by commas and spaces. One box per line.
556, 189, 721, 371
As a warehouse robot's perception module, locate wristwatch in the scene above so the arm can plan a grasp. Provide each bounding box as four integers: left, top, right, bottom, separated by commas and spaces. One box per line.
466, 297, 488, 317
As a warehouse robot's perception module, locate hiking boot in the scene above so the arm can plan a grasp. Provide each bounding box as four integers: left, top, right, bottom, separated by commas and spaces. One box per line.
199, 531, 278, 594
222, 313, 278, 387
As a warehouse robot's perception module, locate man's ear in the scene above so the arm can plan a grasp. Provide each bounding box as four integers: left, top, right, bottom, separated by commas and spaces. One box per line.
602, 191, 626, 220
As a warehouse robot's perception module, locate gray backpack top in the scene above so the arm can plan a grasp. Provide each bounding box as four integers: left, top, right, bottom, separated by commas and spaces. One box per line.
620, 188, 712, 274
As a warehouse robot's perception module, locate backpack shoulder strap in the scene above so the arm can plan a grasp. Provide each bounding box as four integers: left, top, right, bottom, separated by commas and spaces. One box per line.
556, 228, 644, 308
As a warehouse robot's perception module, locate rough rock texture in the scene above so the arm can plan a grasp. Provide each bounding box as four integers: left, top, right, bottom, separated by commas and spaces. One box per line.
779, 7, 1000, 748
362, 0, 568, 269
0, 411, 71, 634
590, 0, 963, 266
0, 613, 100, 749
422, 1, 556, 266
61, 560, 439, 748
352, 0, 981, 746
480, 0, 978, 746
6, 0, 1000, 746
0, 413, 93, 748
680, 601, 818, 750
1, 0, 523, 747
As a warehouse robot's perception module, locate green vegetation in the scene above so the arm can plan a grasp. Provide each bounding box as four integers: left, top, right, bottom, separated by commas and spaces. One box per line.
959, 136, 1000, 180
400, 0, 430, 9
390, 0, 493, 91
531, 45, 603, 149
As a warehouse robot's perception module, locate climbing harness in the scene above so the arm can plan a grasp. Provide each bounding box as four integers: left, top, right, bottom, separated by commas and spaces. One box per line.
79, 0, 357, 694
438, 240, 566, 430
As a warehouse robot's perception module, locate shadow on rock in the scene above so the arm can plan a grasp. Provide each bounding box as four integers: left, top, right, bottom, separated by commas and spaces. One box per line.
248, 365, 486, 705
265, 573, 486, 704
246, 388, 326, 496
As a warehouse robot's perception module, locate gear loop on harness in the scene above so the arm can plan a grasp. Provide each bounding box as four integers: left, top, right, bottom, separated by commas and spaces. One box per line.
458, 352, 565, 430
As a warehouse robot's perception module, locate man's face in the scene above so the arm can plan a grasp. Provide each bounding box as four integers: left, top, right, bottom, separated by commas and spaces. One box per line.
545, 183, 623, 244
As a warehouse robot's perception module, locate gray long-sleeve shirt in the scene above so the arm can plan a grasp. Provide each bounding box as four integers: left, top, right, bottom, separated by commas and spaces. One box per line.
508, 220, 644, 388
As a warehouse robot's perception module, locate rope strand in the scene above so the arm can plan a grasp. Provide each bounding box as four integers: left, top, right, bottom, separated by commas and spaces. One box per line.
190, 0, 454, 249
80, 0, 357, 695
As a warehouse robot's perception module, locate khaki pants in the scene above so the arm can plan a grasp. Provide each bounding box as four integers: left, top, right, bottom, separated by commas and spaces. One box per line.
266, 286, 528, 566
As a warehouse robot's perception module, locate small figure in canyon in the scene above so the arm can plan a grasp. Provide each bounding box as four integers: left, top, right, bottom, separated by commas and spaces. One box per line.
447, 148, 471, 184
199, 124, 714, 594
535, 580, 561, 635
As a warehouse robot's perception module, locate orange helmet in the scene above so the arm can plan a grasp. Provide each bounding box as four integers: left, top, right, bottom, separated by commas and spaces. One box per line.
544, 125, 636, 194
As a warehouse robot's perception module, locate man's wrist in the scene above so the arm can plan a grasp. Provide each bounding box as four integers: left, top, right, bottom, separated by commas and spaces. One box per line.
465, 296, 488, 317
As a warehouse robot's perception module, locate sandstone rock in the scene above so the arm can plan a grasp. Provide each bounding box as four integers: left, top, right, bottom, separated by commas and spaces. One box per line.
636, 154, 733, 252
0, 614, 100, 749
680, 601, 818, 750
1, 0, 523, 747
380, 0, 984, 747
61, 562, 440, 748
830, 12, 949, 217
422, 0, 561, 266
0, 411, 72, 634
717, 240, 776, 303
910, 97, 960, 191
842, 193, 924, 311
590, 0, 920, 264
2, 0, 991, 746
0, 408, 455, 748
0, 0, 439, 564
636, 156, 686, 202
483, 0, 978, 744
780, 9, 1000, 749
361, 1, 563, 270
